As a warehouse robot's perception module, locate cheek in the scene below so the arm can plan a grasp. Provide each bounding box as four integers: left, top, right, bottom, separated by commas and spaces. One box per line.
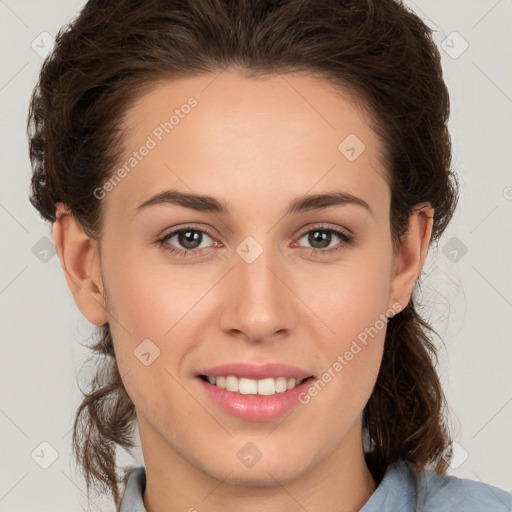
296, 249, 392, 344
104, 246, 205, 337
293, 251, 392, 409
104, 260, 194, 427
102, 249, 217, 406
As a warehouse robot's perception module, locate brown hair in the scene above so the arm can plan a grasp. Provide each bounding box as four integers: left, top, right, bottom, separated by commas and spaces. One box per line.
28, 0, 458, 507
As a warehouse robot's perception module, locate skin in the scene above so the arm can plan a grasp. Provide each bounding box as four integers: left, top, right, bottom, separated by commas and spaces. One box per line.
53, 68, 433, 512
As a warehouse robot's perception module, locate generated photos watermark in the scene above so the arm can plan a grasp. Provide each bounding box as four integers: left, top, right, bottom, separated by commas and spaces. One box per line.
93, 97, 198, 200
298, 301, 403, 405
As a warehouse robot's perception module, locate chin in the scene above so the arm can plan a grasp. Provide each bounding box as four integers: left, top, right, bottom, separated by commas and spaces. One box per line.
209, 465, 303, 488
198, 450, 314, 487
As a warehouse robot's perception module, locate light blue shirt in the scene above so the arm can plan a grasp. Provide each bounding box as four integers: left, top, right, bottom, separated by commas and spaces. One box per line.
118, 460, 512, 511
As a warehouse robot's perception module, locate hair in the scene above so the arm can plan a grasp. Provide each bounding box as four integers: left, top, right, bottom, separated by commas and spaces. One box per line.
28, 0, 459, 507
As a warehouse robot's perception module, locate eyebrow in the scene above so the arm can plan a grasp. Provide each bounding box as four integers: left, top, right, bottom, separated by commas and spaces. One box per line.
134, 189, 373, 217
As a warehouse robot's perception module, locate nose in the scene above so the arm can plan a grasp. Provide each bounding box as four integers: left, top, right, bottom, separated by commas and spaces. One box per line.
218, 242, 296, 344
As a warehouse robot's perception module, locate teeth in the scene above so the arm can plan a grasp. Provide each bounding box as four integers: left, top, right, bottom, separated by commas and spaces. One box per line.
205, 375, 307, 395
275, 377, 288, 393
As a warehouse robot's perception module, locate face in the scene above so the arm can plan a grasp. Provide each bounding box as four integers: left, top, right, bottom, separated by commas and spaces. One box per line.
57, 68, 430, 488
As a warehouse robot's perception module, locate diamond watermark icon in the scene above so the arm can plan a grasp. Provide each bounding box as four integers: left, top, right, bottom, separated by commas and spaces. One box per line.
236, 236, 263, 264
32, 236, 56, 263
134, 338, 161, 366
442, 236, 468, 263
31, 31, 55, 59
31, 441, 59, 469
447, 441, 469, 469
237, 442, 263, 468
338, 134, 366, 161
441, 31, 469, 59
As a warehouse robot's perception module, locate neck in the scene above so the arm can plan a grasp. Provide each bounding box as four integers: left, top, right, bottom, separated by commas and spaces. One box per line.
140, 418, 377, 512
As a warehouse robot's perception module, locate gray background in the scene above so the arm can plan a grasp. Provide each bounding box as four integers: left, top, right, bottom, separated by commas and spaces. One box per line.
1, 0, 511, 510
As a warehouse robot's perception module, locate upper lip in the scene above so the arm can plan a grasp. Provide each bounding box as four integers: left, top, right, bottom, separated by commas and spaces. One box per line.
198, 362, 314, 380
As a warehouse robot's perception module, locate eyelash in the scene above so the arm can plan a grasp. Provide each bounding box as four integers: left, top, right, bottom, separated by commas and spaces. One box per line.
157, 224, 354, 258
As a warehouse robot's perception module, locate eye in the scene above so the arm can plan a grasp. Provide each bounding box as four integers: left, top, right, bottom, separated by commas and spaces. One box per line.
157, 225, 219, 257
294, 224, 354, 256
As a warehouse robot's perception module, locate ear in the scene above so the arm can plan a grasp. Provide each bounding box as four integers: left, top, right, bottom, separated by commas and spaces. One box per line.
387, 202, 434, 312
52, 203, 108, 326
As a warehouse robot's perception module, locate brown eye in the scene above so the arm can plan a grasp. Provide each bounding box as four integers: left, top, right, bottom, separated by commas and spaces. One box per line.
174, 229, 204, 250
296, 225, 354, 256
158, 226, 218, 257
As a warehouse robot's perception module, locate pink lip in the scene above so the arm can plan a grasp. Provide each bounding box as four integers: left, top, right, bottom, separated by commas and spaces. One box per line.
197, 376, 315, 422
198, 362, 314, 380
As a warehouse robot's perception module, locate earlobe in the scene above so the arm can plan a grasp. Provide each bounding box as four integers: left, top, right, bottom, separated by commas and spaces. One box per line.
387, 202, 434, 311
53, 203, 108, 326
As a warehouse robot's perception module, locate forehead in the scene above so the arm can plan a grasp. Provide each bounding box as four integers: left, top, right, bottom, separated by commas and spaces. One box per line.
103, 69, 389, 222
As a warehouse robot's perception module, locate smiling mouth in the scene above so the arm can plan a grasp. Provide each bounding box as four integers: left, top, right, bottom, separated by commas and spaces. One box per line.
198, 375, 314, 396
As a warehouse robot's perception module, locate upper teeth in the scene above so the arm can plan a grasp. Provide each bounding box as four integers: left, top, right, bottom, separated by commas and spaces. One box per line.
205, 375, 306, 395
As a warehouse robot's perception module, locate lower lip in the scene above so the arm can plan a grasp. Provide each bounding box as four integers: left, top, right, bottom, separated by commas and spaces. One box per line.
197, 377, 314, 422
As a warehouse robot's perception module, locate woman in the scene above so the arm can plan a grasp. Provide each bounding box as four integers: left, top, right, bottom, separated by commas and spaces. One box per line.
28, 0, 512, 511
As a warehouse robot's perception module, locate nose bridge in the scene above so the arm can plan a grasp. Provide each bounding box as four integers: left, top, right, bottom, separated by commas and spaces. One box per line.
237, 234, 284, 308
221, 234, 292, 341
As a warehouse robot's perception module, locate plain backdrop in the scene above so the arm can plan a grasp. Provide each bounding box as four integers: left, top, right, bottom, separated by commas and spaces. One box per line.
1, 1, 511, 510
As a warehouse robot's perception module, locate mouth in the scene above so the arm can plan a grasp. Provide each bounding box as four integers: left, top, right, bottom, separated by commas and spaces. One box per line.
198, 374, 315, 396
196, 366, 317, 421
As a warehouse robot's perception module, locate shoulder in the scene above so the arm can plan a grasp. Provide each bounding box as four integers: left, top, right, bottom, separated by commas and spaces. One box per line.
361, 460, 512, 512
416, 465, 512, 512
